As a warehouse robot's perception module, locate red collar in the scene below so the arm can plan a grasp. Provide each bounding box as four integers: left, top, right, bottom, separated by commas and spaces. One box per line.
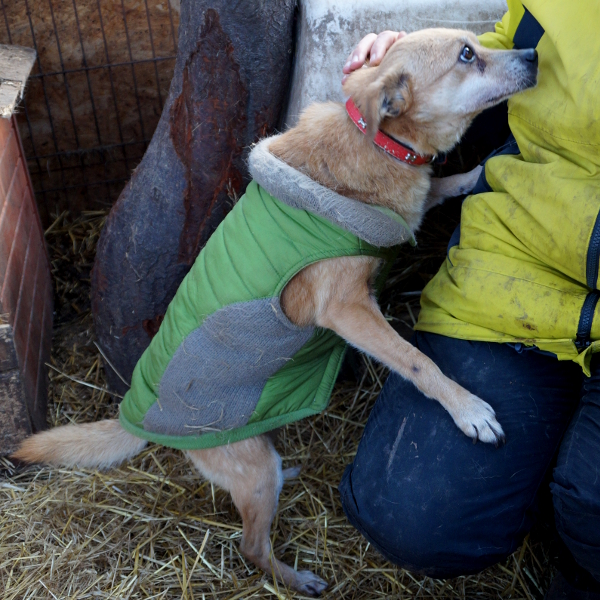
345, 97, 434, 166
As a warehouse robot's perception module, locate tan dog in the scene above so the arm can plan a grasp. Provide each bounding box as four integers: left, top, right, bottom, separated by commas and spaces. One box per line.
14, 29, 537, 596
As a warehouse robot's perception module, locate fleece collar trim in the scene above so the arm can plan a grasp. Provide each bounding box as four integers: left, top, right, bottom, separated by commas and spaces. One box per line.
248, 137, 416, 249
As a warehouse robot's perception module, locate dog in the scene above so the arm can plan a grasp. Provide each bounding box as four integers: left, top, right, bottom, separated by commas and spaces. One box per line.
13, 29, 537, 596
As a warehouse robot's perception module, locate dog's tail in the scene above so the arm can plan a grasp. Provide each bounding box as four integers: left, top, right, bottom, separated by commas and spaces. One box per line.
11, 419, 147, 469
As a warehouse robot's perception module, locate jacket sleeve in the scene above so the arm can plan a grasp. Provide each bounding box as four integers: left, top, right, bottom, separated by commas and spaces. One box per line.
478, 0, 525, 50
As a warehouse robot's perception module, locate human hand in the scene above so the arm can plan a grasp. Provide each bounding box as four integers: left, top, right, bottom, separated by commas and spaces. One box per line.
342, 30, 407, 83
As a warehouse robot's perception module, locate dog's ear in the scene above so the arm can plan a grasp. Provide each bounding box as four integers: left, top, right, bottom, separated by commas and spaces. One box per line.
364, 73, 412, 138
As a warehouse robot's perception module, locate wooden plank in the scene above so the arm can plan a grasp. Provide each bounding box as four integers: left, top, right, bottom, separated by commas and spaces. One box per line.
32, 265, 53, 431
0, 162, 26, 306
1, 188, 32, 319
12, 216, 36, 366
18, 236, 42, 387
0, 105, 52, 449
13, 115, 52, 267
0, 45, 36, 118
0, 126, 18, 200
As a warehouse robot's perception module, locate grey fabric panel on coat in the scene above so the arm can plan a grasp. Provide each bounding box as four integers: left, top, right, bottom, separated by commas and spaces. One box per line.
248, 137, 414, 248
143, 297, 314, 436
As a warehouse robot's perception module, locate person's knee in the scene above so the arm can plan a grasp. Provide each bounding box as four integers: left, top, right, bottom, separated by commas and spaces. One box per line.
552, 478, 600, 581
339, 464, 515, 578
337, 334, 580, 579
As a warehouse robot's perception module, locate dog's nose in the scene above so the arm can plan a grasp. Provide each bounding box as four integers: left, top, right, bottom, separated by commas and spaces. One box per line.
521, 48, 538, 64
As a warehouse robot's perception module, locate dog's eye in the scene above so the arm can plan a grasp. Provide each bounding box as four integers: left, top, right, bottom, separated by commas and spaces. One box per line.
460, 45, 475, 63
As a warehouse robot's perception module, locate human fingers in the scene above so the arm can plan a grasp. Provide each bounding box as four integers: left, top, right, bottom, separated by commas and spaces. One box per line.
369, 30, 406, 65
342, 32, 378, 74
342, 31, 407, 83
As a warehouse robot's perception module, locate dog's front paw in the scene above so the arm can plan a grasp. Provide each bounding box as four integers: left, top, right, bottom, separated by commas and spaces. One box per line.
451, 394, 505, 446
294, 570, 329, 596
458, 165, 483, 195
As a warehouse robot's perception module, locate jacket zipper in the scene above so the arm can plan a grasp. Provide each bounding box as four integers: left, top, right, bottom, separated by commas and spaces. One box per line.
586, 210, 600, 289
575, 290, 600, 351
575, 210, 600, 351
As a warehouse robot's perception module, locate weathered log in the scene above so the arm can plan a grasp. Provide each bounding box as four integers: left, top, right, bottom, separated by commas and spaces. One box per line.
91, 1, 296, 394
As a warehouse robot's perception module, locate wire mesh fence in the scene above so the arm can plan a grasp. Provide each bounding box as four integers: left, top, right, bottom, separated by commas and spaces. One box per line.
0, 0, 180, 224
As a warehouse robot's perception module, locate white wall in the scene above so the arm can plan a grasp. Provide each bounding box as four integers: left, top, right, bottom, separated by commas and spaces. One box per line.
284, 0, 508, 127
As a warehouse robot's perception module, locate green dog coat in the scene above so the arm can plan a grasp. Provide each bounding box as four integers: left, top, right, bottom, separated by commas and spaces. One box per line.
118, 139, 414, 450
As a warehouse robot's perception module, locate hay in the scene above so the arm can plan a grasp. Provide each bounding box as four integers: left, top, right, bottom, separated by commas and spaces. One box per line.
0, 209, 554, 599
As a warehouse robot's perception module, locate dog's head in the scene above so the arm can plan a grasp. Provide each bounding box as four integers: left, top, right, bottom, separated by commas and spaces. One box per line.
343, 28, 538, 154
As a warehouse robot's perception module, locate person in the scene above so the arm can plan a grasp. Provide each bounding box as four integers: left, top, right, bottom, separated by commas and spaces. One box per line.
337, 2, 600, 598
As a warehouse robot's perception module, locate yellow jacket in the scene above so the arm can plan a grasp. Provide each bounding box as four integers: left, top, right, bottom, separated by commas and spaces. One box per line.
416, 0, 600, 374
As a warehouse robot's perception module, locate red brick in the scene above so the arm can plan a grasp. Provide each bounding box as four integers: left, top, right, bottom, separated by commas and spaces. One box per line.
13, 117, 50, 265
0, 117, 54, 446
0, 164, 27, 294
1, 194, 34, 320
13, 227, 40, 369
20, 243, 44, 376
23, 244, 44, 356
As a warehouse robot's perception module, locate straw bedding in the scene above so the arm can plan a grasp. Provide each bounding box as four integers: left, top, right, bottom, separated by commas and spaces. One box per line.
0, 206, 555, 599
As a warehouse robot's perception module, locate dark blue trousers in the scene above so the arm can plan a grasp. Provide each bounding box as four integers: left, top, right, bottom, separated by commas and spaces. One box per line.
339, 331, 600, 582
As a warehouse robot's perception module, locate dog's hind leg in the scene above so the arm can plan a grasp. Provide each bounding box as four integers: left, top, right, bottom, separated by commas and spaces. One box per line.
262, 427, 302, 481
186, 435, 328, 596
